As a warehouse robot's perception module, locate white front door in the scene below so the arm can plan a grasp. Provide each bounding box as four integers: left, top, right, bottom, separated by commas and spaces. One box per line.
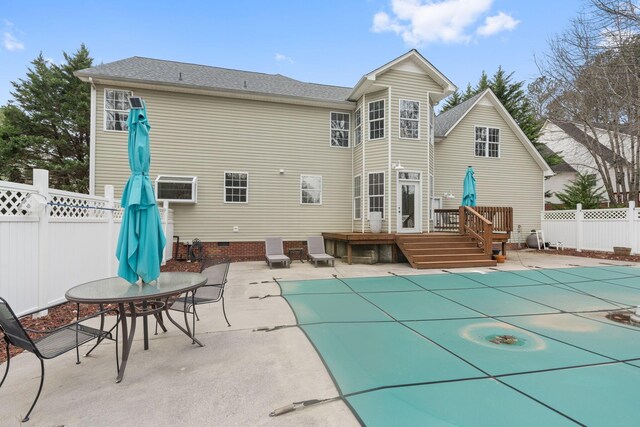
397, 171, 421, 233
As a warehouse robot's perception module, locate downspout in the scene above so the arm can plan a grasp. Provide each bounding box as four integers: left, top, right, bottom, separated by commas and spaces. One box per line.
362, 93, 366, 233
89, 77, 97, 196
388, 87, 392, 233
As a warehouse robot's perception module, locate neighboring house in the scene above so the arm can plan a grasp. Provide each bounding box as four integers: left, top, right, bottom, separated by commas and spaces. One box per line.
537, 144, 578, 206
75, 50, 552, 260
539, 120, 636, 204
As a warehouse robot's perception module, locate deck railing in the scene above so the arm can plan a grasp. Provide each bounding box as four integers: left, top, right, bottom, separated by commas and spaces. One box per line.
433, 206, 513, 233
459, 206, 494, 255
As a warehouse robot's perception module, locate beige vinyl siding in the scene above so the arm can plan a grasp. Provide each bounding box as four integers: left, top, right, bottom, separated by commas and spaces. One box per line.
434, 104, 544, 241
94, 85, 353, 241
375, 70, 443, 233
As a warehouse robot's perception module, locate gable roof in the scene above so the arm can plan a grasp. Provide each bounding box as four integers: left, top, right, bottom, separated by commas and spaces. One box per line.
434, 92, 484, 137
348, 50, 456, 101
75, 56, 353, 104
537, 144, 577, 174
548, 120, 631, 167
435, 89, 553, 176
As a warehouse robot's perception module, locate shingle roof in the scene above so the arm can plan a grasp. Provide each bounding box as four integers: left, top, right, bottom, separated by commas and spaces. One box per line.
434, 91, 484, 137
75, 57, 353, 103
537, 144, 577, 173
551, 120, 630, 166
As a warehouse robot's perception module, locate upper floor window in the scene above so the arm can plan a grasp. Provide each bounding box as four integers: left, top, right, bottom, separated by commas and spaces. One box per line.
224, 172, 248, 203
353, 175, 362, 219
399, 100, 420, 139
369, 100, 385, 140
330, 112, 350, 147
475, 126, 500, 158
104, 89, 132, 131
301, 175, 322, 204
354, 108, 362, 146
368, 172, 385, 218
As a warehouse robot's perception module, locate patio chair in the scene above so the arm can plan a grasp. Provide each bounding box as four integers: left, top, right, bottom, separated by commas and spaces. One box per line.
265, 237, 290, 269
158, 256, 231, 339
306, 236, 335, 267
0, 298, 116, 422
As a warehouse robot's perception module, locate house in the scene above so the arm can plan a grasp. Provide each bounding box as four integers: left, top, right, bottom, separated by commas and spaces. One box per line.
539, 120, 637, 204
75, 50, 552, 262
537, 144, 578, 206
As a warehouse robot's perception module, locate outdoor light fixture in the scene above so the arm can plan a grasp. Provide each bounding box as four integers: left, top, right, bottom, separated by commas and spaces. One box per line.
391, 161, 405, 170
279, 169, 285, 174
443, 191, 455, 199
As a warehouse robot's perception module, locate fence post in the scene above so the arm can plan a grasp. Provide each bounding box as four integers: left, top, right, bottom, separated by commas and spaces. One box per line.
105, 185, 115, 276
629, 201, 636, 254
33, 169, 50, 316
575, 203, 583, 252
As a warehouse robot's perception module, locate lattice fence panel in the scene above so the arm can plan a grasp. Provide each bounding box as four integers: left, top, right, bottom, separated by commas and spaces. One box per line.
0, 188, 32, 216
49, 193, 108, 219
583, 209, 627, 220
113, 202, 124, 220
542, 210, 576, 220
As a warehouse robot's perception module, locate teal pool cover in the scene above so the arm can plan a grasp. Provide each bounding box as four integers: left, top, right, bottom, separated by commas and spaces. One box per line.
278, 266, 640, 426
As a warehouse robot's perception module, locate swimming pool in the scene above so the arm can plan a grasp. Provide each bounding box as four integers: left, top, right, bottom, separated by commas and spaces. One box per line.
279, 266, 640, 426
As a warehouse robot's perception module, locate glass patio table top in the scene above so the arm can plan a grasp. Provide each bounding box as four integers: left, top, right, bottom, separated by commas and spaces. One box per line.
65, 272, 207, 303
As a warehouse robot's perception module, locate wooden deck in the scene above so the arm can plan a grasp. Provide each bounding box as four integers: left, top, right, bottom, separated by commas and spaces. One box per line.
322, 232, 399, 265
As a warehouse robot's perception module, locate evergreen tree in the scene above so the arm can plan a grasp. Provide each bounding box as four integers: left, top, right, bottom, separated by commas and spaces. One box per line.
475, 70, 490, 92
440, 90, 464, 112
0, 44, 92, 192
554, 173, 605, 209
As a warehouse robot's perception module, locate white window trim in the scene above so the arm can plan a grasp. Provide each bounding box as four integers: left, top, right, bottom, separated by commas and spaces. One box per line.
329, 111, 351, 148
300, 175, 323, 205
353, 174, 362, 220
474, 125, 501, 158
367, 171, 385, 219
103, 88, 133, 132
368, 100, 385, 141
399, 99, 420, 140
354, 107, 362, 146
223, 171, 249, 204
155, 175, 198, 203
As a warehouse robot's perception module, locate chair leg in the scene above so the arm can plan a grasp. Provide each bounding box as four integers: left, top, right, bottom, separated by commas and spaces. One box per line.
22, 358, 45, 423
221, 296, 231, 327
0, 341, 10, 388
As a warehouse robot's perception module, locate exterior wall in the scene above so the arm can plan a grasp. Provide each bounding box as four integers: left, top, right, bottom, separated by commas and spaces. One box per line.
434, 104, 545, 241
94, 85, 353, 242
545, 171, 577, 205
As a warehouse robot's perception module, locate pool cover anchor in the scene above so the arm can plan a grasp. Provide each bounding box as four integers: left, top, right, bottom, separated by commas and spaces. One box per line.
269, 397, 340, 417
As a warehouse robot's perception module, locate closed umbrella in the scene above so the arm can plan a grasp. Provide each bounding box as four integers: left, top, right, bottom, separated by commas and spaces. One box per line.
462, 166, 477, 207
115, 101, 166, 283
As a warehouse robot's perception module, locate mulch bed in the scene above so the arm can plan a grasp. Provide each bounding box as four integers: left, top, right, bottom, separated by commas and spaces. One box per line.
533, 248, 640, 263
0, 260, 202, 364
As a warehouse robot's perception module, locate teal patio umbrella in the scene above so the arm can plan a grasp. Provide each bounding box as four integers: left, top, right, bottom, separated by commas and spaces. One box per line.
115, 101, 166, 283
462, 166, 477, 207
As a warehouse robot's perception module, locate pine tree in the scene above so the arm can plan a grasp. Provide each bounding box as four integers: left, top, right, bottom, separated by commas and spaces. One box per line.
440, 90, 464, 112
554, 173, 605, 209
0, 44, 92, 192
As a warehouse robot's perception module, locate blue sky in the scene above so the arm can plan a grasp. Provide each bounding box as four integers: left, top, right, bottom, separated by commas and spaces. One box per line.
0, 0, 586, 105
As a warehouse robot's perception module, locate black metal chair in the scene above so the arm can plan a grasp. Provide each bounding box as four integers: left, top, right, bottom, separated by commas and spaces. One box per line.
0, 298, 116, 422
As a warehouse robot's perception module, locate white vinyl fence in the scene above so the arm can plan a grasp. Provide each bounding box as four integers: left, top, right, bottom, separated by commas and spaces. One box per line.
541, 202, 639, 254
0, 169, 173, 316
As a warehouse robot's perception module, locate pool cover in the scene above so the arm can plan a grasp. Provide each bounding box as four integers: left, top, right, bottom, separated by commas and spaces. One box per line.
278, 266, 640, 426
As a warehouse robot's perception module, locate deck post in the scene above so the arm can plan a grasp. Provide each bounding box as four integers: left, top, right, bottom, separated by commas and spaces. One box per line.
458, 206, 465, 235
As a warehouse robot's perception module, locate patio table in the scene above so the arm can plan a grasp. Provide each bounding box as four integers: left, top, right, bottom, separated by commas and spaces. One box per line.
65, 272, 207, 383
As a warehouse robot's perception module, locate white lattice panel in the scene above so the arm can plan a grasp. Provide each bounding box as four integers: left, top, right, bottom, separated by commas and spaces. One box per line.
542, 210, 576, 220
49, 192, 108, 219
583, 208, 627, 221
113, 201, 124, 220
0, 186, 34, 216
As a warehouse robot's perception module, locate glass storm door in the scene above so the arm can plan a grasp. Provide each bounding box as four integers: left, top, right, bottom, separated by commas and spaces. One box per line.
397, 172, 421, 233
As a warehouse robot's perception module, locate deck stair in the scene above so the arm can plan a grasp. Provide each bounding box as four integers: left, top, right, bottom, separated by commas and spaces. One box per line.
396, 233, 496, 269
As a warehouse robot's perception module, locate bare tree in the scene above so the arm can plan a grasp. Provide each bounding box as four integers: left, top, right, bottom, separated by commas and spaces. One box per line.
538, 0, 640, 204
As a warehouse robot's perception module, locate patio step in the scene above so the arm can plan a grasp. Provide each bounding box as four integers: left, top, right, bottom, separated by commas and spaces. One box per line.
396, 233, 496, 269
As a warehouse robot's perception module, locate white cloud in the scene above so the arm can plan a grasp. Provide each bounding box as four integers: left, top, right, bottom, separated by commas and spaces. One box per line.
477, 11, 519, 36
3, 31, 24, 51
372, 0, 519, 46
275, 53, 294, 64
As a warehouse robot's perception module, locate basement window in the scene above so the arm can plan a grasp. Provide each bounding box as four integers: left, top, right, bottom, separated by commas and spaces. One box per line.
155, 175, 198, 203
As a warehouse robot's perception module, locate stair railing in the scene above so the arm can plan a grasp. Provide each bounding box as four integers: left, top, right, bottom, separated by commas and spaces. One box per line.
458, 206, 493, 255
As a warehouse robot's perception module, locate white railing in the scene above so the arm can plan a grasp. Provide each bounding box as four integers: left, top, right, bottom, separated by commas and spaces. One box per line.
541, 202, 638, 254
0, 169, 174, 316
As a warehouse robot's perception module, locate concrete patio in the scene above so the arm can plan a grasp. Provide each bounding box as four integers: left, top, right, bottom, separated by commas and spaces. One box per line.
1, 250, 638, 426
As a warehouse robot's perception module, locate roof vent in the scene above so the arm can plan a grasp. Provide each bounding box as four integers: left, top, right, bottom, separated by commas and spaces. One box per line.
243, 80, 247, 89
179, 72, 183, 81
